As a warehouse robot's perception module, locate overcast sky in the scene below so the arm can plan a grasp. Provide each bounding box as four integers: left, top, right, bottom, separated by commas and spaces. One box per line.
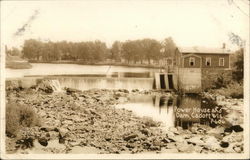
1, 0, 249, 50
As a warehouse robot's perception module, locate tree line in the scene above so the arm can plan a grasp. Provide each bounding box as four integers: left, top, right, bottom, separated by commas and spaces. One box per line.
14, 37, 177, 64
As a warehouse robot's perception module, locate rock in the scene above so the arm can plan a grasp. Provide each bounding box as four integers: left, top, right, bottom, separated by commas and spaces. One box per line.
167, 135, 185, 143
62, 120, 74, 126
168, 127, 178, 134
132, 89, 139, 92
117, 97, 128, 103
69, 140, 81, 147
126, 143, 136, 149
207, 126, 225, 137
176, 142, 193, 153
66, 88, 81, 95
222, 131, 243, 143
233, 145, 243, 153
224, 127, 233, 133
142, 141, 151, 149
149, 145, 160, 151
165, 131, 175, 138
123, 134, 138, 141
186, 136, 204, 146
38, 138, 48, 147
38, 110, 47, 117
142, 117, 159, 127
58, 128, 69, 138
220, 141, 229, 148
202, 136, 221, 151
190, 124, 207, 134
230, 125, 243, 132
161, 138, 173, 143
36, 80, 53, 93
40, 126, 55, 132
140, 129, 150, 136
193, 145, 203, 153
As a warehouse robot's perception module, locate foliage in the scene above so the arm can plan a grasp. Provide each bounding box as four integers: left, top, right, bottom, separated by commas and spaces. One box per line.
6, 103, 41, 137
110, 41, 122, 61
121, 38, 165, 64
210, 82, 243, 98
22, 39, 108, 62
21, 37, 177, 65
161, 37, 177, 57
232, 48, 244, 82
5, 47, 22, 57
212, 72, 232, 89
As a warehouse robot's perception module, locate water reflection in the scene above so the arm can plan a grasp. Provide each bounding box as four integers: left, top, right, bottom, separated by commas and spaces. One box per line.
116, 94, 224, 129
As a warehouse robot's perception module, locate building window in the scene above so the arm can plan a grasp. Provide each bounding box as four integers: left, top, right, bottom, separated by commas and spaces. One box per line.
219, 58, 224, 66
206, 57, 211, 66
189, 57, 195, 66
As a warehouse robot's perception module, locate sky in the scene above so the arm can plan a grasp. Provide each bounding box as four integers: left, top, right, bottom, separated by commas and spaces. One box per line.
1, 0, 249, 50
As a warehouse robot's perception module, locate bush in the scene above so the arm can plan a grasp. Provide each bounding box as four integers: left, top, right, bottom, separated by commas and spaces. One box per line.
210, 82, 243, 98
212, 72, 232, 89
6, 103, 41, 137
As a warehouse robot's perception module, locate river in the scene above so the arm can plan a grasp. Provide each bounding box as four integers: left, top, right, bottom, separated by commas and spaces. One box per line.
6, 63, 160, 78
6, 63, 224, 129
116, 94, 224, 129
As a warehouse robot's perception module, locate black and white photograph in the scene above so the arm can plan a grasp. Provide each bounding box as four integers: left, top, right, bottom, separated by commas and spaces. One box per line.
0, 0, 249, 159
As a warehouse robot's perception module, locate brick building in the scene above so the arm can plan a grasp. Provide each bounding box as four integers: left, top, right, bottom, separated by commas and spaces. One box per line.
175, 46, 231, 69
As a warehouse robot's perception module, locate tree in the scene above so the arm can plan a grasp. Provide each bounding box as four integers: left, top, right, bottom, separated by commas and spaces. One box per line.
140, 39, 161, 64
6, 47, 21, 56
232, 48, 244, 82
22, 39, 43, 60
161, 37, 177, 58
121, 41, 134, 63
110, 41, 122, 61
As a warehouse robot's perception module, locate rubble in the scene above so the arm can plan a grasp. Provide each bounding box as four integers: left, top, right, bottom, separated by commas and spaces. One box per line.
5, 87, 244, 154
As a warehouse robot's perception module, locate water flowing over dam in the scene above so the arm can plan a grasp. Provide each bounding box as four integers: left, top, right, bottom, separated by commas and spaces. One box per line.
50, 80, 63, 92
52, 77, 154, 91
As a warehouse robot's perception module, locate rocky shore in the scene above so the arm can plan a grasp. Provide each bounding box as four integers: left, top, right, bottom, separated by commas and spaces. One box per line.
5, 81, 244, 154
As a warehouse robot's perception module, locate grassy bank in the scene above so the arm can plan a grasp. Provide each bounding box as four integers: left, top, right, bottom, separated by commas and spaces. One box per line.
6, 55, 32, 69
6, 61, 32, 69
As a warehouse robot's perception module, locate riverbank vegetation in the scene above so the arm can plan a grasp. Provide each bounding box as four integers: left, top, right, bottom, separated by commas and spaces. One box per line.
209, 48, 243, 98
20, 37, 176, 65
6, 103, 41, 137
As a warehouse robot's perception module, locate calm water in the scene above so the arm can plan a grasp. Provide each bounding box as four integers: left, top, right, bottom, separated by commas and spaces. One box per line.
6, 63, 159, 78
116, 95, 224, 129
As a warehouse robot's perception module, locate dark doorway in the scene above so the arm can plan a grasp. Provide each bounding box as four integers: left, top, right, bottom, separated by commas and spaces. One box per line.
168, 74, 174, 89
160, 74, 166, 89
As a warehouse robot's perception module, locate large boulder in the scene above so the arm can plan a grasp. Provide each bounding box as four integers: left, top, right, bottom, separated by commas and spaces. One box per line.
36, 80, 54, 93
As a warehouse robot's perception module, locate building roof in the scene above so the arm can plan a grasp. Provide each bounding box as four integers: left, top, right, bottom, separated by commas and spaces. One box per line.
178, 46, 231, 54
